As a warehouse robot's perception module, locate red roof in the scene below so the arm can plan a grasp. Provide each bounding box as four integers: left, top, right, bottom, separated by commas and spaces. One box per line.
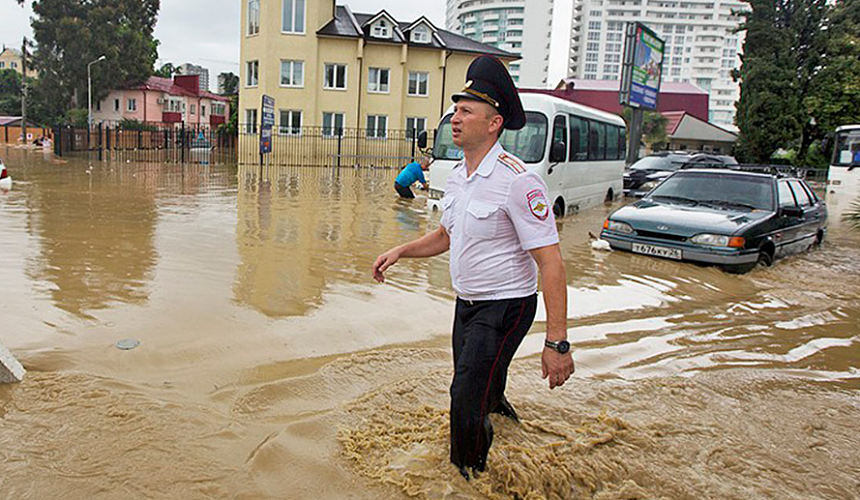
662, 111, 686, 136
129, 76, 229, 102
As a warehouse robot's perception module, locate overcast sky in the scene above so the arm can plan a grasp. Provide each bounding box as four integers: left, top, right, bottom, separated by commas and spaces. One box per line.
3, 0, 570, 92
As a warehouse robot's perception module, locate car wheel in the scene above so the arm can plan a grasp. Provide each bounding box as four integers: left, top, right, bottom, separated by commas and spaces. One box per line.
724, 249, 773, 274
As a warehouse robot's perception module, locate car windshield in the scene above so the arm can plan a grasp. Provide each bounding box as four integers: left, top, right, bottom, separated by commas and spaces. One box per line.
432, 111, 548, 163
833, 130, 860, 166
629, 156, 685, 171
648, 172, 775, 210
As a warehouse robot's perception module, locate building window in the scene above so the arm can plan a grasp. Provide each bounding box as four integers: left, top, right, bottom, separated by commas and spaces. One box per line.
366, 115, 387, 139
588, 21, 602, 30
324, 63, 347, 90
406, 117, 426, 139
245, 109, 258, 134
280, 60, 304, 87
279, 110, 302, 135
586, 53, 598, 62
126, 98, 137, 112
114, 99, 120, 111
248, 0, 260, 35
282, 0, 305, 33
0, 62, 4, 68
372, 19, 391, 38
190, 104, 196, 115
212, 103, 226, 116
201, 105, 206, 117
585, 63, 598, 72
588, 31, 601, 41
246, 60, 259, 87
586, 42, 600, 51
411, 25, 430, 43
368, 67, 390, 93
408, 71, 429, 96
322, 112, 345, 137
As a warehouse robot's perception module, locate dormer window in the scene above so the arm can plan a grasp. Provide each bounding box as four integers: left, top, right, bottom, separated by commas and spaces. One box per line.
372, 19, 391, 38
411, 25, 430, 43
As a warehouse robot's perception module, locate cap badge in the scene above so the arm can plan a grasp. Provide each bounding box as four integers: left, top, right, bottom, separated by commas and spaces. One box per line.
465, 80, 473, 89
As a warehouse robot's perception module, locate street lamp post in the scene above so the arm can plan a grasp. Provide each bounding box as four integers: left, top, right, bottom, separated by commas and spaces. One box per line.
87, 55, 106, 128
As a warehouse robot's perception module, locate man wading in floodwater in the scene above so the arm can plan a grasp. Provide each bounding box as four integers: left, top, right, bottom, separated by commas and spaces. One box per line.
372, 56, 574, 480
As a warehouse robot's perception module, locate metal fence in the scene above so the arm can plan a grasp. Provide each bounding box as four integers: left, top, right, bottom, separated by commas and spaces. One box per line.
237, 125, 435, 168
54, 122, 237, 164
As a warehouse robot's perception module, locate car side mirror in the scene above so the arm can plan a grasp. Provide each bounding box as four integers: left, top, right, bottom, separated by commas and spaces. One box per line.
781, 205, 803, 218
550, 141, 566, 163
417, 130, 428, 149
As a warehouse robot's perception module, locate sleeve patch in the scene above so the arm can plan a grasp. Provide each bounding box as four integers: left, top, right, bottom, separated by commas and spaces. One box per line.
527, 189, 549, 220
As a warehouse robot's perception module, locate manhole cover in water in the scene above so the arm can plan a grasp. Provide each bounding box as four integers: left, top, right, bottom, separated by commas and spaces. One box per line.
116, 339, 140, 350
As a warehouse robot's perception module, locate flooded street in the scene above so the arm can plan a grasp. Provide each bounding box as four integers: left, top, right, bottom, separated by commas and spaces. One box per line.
1, 147, 859, 499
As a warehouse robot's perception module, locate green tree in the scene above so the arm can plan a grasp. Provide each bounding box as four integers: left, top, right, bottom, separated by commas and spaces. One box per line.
623, 108, 669, 153
0, 70, 24, 115
733, 0, 805, 163
155, 62, 176, 78
219, 94, 239, 136
803, 0, 860, 154
28, 0, 160, 125
218, 72, 239, 95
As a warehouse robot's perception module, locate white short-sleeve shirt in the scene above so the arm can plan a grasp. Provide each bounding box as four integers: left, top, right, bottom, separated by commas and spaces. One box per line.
440, 141, 559, 301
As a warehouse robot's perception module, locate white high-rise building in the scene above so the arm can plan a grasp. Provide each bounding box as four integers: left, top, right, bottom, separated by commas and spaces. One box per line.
568, 0, 746, 131
446, 0, 554, 88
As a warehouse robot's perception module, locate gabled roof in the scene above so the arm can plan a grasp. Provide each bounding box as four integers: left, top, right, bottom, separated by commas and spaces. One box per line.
0, 48, 22, 58
404, 16, 437, 33
317, 6, 516, 58
128, 76, 230, 102
662, 111, 738, 142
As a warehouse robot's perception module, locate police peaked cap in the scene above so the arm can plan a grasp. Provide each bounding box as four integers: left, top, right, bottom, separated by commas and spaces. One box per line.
452, 55, 526, 130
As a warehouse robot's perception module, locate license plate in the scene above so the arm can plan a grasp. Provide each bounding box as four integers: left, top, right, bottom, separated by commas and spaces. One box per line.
632, 243, 682, 260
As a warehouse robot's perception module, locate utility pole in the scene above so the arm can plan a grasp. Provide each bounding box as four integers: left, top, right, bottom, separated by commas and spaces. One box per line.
20, 37, 28, 145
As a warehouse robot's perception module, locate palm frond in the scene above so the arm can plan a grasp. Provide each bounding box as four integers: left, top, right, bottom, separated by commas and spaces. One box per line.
842, 196, 860, 230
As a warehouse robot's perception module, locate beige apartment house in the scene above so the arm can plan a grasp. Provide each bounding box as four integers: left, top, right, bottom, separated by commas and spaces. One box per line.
0, 47, 36, 78
239, 0, 515, 164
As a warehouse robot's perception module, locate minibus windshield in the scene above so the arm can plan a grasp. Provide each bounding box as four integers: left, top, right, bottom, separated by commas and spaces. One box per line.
833, 129, 860, 166
433, 112, 548, 163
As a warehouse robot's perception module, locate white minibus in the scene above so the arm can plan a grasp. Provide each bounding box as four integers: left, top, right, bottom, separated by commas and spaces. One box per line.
827, 124, 860, 225
424, 92, 627, 217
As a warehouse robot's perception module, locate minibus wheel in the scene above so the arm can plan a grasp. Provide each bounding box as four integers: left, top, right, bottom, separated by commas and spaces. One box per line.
553, 198, 565, 218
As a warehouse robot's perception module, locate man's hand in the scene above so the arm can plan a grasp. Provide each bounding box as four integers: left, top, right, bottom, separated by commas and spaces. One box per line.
541, 349, 574, 389
372, 248, 401, 283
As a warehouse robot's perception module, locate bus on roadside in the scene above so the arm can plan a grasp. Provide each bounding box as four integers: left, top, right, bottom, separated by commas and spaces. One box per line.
827, 124, 860, 224
422, 93, 627, 218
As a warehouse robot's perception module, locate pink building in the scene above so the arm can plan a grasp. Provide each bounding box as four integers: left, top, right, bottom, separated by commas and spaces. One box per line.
92, 75, 230, 128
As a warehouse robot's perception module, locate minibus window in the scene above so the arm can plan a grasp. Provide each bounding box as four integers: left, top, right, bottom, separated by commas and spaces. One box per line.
619, 127, 627, 161
552, 115, 567, 155
590, 122, 606, 160
569, 115, 589, 161
606, 125, 619, 160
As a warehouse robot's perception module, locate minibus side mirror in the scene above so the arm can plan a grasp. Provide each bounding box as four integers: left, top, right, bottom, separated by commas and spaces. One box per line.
550, 141, 566, 163
417, 130, 428, 149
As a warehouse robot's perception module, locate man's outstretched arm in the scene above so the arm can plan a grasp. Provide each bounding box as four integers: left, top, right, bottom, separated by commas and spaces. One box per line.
372, 225, 450, 283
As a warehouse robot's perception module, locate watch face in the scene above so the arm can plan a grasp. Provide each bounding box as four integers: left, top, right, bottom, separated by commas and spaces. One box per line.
556, 340, 570, 354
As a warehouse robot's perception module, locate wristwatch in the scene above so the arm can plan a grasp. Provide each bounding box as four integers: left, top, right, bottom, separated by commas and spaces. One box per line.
544, 339, 570, 354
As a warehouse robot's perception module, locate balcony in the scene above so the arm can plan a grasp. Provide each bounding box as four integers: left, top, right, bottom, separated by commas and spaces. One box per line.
162, 111, 182, 123
210, 115, 226, 126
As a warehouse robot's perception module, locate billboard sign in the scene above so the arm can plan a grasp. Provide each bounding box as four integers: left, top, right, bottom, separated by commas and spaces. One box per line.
619, 23, 665, 110
260, 94, 275, 154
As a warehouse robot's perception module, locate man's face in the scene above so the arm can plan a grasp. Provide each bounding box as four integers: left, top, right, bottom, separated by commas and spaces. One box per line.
451, 99, 502, 149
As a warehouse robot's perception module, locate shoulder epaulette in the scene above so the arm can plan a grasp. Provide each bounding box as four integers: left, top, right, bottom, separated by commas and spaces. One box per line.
498, 153, 526, 174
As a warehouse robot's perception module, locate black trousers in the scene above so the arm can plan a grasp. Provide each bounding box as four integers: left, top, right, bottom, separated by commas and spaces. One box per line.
449, 293, 537, 471
394, 181, 414, 198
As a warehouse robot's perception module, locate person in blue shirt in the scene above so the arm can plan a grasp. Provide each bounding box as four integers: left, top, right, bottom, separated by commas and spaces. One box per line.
394, 157, 432, 198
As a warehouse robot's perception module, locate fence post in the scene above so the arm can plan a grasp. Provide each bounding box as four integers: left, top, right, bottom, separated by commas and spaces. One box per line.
54, 125, 60, 155
411, 128, 416, 160
98, 123, 103, 161
337, 128, 343, 168
181, 123, 185, 163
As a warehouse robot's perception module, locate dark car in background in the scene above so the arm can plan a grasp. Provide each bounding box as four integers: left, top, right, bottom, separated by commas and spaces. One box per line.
624, 152, 738, 197
602, 168, 827, 273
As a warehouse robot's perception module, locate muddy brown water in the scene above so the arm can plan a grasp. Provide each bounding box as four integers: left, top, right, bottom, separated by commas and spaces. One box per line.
1, 147, 859, 499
